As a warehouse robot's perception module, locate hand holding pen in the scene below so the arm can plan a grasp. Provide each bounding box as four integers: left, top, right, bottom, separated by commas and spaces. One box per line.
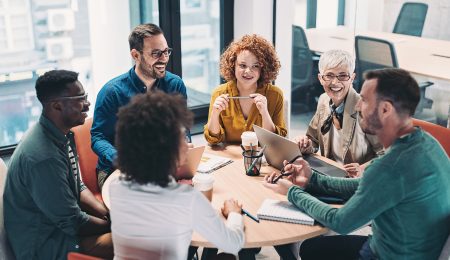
263, 156, 313, 195
271, 155, 302, 183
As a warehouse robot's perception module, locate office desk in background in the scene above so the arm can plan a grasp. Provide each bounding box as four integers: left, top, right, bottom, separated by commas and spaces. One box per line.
305, 26, 450, 81
102, 145, 342, 249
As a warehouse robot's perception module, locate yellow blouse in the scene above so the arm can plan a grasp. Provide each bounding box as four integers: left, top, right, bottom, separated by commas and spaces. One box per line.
204, 81, 287, 144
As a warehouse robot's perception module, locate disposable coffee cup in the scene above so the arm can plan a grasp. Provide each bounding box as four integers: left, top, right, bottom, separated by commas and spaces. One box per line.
192, 174, 214, 201
241, 131, 258, 151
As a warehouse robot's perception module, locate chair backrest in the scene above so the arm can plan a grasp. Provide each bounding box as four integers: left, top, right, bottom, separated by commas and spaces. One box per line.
354, 35, 398, 92
412, 118, 450, 157
0, 158, 15, 259
393, 2, 428, 37
71, 118, 102, 201
67, 252, 101, 260
291, 25, 314, 92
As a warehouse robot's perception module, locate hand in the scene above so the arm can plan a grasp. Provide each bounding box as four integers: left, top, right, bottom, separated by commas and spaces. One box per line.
344, 163, 363, 178
221, 198, 242, 219
212, 94, 230, 114
263, 172, 294, 195
282, 158, 312, 187
293, 135, 313, 154
249, 93, 268, 115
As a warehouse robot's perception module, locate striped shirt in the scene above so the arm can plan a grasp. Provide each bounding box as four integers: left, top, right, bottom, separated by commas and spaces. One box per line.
67, 141, 87, 193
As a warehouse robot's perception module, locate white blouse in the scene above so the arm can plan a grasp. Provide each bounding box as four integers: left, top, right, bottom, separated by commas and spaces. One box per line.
109, 177, 245, 260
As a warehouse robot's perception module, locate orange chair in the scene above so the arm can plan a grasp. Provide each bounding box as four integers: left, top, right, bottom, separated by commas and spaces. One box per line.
72, 118, 102, 202
67, 252, 102, 260
412, 118, 450, 157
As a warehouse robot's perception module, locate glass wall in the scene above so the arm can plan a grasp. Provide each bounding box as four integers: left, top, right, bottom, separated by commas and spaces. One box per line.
291, 0, 450, 127
0, 0, 94, 147
180, 0, 220, 108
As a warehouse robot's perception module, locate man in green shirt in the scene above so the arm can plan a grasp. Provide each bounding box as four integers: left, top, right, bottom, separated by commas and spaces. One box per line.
264, 68, 450, 259
4, 70, 113, 259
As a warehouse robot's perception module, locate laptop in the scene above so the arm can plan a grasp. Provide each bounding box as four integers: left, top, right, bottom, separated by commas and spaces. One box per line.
253, 125, 347, 178
176, 146, 205, 180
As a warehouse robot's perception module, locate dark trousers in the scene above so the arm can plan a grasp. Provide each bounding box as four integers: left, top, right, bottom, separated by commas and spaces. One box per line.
300, 235, 375, 260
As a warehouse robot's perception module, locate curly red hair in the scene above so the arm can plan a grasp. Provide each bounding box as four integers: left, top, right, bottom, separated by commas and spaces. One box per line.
220, 34, 281, 87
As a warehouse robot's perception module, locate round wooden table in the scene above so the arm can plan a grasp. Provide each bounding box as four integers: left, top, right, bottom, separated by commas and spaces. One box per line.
102, 145, 333, 248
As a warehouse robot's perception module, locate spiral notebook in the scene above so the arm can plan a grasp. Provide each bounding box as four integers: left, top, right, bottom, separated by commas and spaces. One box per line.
257, 199, 315, 225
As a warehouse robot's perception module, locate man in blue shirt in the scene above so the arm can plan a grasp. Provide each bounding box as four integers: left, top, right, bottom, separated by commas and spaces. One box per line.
91, 23, 188, 189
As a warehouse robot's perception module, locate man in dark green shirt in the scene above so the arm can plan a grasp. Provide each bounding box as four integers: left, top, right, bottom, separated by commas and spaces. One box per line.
4, 70, 113, 259
264, 68, 450, 259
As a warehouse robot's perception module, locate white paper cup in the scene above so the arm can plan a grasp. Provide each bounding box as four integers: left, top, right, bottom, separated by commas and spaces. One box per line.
241, 131, 258, 151
192, 174, 214, 201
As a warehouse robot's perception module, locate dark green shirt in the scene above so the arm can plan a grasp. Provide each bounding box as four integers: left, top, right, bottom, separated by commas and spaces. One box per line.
4, 115, 89, 260
288, 128, 450, 259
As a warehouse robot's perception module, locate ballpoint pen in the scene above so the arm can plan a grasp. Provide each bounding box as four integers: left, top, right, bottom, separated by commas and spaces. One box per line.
271, 155, 302, 184
228, 96, 253, 99
245, 145, 267, 175
241, 208, 259, 223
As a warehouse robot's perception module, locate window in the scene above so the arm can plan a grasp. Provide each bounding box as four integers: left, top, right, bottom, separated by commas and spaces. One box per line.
180, 0, 220, 108
0, 0, 94, 149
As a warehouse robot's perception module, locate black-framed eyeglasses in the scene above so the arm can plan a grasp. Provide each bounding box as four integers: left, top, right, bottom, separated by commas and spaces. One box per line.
49, 93, 88, 102
149, 48, 173, 59
321, 74, 351, 82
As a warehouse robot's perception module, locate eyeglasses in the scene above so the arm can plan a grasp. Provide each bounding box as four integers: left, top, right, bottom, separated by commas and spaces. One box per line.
148, 48, 173, 59
321, 74, 351, 82
50, 93, 88, 102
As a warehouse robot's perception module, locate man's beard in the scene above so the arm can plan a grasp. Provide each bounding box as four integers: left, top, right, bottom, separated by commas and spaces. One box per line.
139, 58, 166, 80
358, 109, 382, 135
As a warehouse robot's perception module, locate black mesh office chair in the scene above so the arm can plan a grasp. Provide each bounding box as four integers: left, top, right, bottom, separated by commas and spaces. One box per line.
393, 2, 428, 37
291, 25, 318, 112
355, 35, 434, 116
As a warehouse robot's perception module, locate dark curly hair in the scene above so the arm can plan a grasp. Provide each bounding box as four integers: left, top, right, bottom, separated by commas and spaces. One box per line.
115, 91, 193, 187
35, 70, 79, 103
220, 34, 281, 87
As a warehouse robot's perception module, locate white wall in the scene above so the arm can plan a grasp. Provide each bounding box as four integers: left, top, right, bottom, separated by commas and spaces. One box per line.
234, 0, 294, 133
233, 0, 273, 40
88, 0, 132, 98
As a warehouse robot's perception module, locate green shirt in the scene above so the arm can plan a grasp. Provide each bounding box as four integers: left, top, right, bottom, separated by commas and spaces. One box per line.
288, 128, 450, 259
4, 115, 89, 260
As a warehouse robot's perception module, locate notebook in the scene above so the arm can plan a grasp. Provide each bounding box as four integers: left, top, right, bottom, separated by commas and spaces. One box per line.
176, 146, 205, 179
197, 153, 233, 173
253, 125, 347, 178
257, 199, 315, 225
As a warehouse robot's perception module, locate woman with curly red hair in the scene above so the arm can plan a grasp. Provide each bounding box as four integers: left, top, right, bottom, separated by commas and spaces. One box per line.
204, 34, 287, 144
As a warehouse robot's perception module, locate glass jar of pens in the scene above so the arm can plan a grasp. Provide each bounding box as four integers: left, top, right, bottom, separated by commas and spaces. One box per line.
241, 131, 266, 176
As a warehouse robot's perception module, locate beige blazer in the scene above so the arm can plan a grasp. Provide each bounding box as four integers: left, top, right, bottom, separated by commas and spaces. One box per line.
306, 88, 383, 164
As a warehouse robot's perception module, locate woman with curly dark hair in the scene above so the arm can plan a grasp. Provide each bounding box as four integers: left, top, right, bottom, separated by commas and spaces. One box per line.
204, 34, 287, 144
109, 91, 245, 259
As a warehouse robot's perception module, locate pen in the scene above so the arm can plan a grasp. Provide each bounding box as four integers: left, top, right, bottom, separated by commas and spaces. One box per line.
246, 145, 267, 175
271, 155, 302, 184
241, 208, 259, 223
228, 96, 253, 99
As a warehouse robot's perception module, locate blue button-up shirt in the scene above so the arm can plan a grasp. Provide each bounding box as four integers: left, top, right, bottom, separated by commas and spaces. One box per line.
91, 67, 187, 174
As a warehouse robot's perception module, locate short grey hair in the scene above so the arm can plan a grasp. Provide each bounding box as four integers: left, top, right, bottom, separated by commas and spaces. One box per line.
318, 49, 355, 74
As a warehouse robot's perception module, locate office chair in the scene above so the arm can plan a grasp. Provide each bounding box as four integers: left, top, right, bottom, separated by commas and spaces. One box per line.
393, 2, 428, 37
412, 118, 450, 157
291, 25, 319, 113
355, 35, 434, 116
71, 118, 102, 202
